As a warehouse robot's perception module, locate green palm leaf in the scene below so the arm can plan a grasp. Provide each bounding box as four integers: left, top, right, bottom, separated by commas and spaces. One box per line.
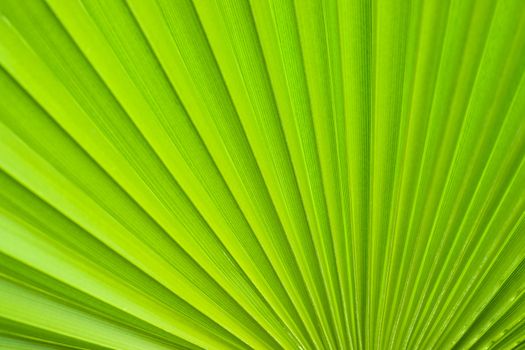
1, 0, 524, 349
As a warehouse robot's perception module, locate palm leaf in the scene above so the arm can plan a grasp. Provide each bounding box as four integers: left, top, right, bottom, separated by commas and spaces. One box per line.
1, 0, 524, 349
